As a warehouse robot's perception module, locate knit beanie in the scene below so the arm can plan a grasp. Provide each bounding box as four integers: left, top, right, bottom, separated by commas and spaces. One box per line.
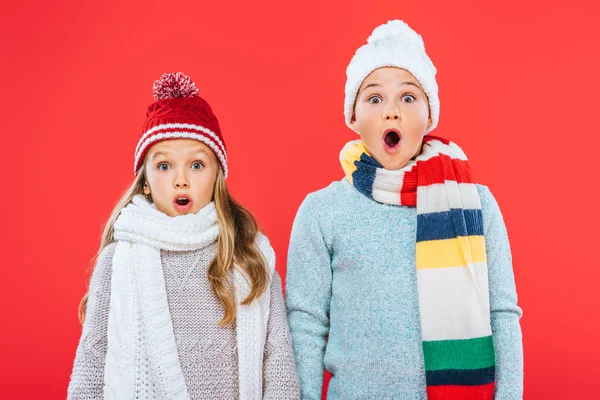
344, 20, 439, 134
134, 72, 228, 178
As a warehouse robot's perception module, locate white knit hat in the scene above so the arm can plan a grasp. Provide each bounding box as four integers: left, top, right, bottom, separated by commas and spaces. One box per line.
344, 20, 439, 134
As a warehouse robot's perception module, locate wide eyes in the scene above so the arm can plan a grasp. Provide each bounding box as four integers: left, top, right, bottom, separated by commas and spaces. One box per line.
402, 94, 416, 103
156, 161, 204, 171
367, 94, 417, 104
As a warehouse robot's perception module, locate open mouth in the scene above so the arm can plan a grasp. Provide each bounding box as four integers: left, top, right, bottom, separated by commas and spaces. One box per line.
383, 129, 402, 151
175, 197, 190, 206
173, 195, 193, 212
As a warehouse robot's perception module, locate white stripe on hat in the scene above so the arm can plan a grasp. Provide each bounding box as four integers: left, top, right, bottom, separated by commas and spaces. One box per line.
134, 129, 228, 178
136, 123, 226, 159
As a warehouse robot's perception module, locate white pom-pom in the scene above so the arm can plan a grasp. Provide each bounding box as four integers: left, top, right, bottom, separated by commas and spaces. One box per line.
152, 72, 199, 101
367, 20, 425, 49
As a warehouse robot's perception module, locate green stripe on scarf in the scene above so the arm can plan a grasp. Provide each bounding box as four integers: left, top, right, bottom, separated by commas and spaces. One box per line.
423, 336, 495, 371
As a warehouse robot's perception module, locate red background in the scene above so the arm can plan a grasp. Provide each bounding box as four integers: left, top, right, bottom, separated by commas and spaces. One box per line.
1, 0, 599, 398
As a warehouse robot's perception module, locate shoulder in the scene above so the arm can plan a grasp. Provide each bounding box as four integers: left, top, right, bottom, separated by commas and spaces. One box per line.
93, 242, 118, 276
88, 242, 118, 293
98, 242, 118, 262
476, 184, 494, 206
476, 184, 502, 215
476, 184, 508, 234
304, 178, 352, 203
296, 178, 354, 219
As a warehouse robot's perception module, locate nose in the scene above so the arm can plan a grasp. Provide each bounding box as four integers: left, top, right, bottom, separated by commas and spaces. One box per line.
174, 169, 190, 189
383, 101, 401, 121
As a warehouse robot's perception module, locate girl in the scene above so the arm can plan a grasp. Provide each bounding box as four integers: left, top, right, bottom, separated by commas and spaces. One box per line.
286, 21, 523, 399
68, 72, 300, 399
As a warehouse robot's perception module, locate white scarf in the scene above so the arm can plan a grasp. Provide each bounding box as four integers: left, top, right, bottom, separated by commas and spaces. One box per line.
104, 195, 274, 399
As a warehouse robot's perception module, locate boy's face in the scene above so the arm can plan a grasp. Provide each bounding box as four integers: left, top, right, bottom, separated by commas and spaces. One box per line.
351, 67, 431, 170
143, 139, 219, 217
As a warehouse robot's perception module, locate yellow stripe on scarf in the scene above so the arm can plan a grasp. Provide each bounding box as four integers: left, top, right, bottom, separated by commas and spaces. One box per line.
416, 236, 487, 269
340, 140, 369, 185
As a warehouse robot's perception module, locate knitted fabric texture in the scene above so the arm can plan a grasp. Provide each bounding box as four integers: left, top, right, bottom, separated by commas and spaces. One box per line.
340, 136, 496, 399
134, 72, 228, 177
99, 195, 280, 399
344, 20, 439, 135
285, 178, 523, 399
68, 243, 300, 399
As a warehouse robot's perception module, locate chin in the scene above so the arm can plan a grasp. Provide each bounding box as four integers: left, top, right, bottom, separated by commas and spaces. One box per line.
380, 156, 410, 171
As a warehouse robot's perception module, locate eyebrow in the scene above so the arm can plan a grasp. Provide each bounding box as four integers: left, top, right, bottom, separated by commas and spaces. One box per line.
150, 151, 170, 160
362, 83, 382, 91
400, 81, 421, 89
189, 149, 210, 158
360, 81, 421, 94
151, 148, 210, 160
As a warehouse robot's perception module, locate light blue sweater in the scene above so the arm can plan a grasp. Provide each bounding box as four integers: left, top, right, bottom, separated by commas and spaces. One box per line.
286, 178, 523, 399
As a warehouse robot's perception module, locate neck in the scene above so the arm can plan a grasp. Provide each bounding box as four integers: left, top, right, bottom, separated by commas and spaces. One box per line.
411, 141, 424, 161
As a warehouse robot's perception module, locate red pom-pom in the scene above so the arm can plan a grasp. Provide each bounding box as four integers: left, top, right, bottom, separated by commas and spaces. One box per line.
152, 72, 199, 100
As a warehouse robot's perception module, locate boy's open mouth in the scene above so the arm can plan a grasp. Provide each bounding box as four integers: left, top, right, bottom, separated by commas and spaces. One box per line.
383, 129, 402, 152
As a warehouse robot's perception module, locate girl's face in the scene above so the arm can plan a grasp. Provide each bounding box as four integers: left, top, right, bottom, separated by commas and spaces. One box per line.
144, 139, 219, 217
351, 67, 431, 170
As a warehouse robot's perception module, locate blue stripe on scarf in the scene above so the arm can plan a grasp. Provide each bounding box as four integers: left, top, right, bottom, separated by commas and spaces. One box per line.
351, 153, 382, 200
417, 209, 484, 242
426, 366, 496, 386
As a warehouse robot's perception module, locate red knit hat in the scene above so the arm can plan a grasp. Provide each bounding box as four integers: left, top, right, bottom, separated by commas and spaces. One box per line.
134, 72, 228, 178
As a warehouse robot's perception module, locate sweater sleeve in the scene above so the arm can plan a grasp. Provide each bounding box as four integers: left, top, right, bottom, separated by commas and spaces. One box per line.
67, 243, 116, 400
479, 186, 524, 399
263, 271, 301, 399
285, 194, 332, 400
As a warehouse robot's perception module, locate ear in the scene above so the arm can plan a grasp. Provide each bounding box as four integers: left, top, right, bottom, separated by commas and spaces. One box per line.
143, 182, 151, 195
349, 113, 358, 131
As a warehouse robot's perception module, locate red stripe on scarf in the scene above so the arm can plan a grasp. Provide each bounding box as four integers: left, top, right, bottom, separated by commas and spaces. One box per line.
427, 382, 495, 399
416, 155, 474, 186
398, 153, 475, 207
425, 135, 451, 145
400, 169, 418, 206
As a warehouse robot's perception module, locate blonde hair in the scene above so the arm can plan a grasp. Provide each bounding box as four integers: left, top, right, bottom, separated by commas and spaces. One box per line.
78, 160, 269, 327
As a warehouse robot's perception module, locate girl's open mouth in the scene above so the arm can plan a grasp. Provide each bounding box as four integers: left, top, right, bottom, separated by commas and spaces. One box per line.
173, 195, 193, 212
383, 129, 402, 153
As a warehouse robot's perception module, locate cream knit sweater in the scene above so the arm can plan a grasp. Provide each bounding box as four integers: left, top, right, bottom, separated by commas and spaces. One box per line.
68, 241, 300, 399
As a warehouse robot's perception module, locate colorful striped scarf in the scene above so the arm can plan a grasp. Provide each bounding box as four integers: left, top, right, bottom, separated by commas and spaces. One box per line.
340, 136, 496, 399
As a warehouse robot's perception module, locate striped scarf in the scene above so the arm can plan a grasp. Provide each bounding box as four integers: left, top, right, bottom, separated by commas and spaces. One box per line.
340, 136, 496, 399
